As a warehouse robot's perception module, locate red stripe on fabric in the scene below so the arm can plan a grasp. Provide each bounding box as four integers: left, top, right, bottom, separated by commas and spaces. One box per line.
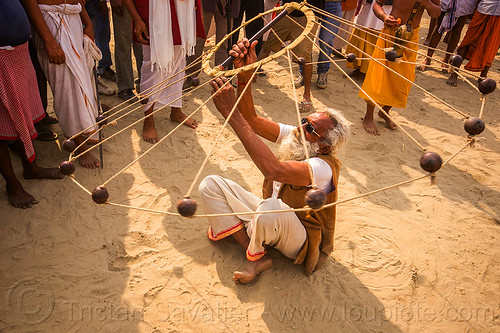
207, 223, 245, 241
246, 249, 266, 262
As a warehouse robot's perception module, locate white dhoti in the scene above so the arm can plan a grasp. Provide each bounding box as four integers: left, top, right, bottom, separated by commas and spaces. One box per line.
33, 4, 99, 141
140, 45, 184, 111
199, 175, 307, 261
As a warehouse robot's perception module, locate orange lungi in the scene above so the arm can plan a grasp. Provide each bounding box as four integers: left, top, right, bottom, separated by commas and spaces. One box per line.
457, 10, 500, 72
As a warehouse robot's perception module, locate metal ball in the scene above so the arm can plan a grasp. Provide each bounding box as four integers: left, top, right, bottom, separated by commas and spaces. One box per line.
92, 186, 109, 204
305, 188, 326, 210
59, 161, 75, 175
62, 139, 76, 152
297, 57, 306, 66
385, 49, 398, 62
346, 53, 356, 63
449, 54, 463, 67
177, 197, 197, 217
191, 77, 200, 87
419, 152, 443, 173
96, 114, 108, 126
464, 117, 485, 136
478, 78, 497, 95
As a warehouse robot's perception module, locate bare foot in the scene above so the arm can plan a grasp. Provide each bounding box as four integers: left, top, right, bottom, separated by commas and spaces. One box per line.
7, 184, 38, 209
446, 73, 458, 86
23, 166, 64, 180
233, 256, 273, 284
143, 115, 159, 143
378, 111, 398, 130
362, 117, 380, 136
170, 108, 198, 129
78, 151, 100, 169
417, 58, 431, 71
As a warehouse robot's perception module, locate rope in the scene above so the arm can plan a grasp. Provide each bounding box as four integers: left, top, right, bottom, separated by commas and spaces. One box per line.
300, 12, 470, 119
69, 176, 92, 195
290, 16, 429, 151
285, 47, 317, 188
100, 72, 236, 187
71, 71, 220, 162
478, 95, 486, 119
184, 69, 259, 197
309, 4, 483, 80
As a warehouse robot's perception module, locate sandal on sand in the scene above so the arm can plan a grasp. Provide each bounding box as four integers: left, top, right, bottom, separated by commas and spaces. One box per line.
36, 129, 58, 141
298, 101, 313, 113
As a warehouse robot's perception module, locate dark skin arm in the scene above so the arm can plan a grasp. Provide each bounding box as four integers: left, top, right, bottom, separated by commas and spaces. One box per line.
230, 39, 280, 142
20, 0, 65, 64
123, 0, 149, 44
417, 0, 440, 19
210, 77, 313, 186
80, 6, 95, 40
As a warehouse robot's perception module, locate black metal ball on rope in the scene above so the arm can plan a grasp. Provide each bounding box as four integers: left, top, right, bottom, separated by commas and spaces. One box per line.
449, 54, 463, 67
464, 117, 485, 136
177, 197, 197, 217
419, 152, 442, 173
346, 53, 356, 63
385, 49, 398, 62
96, 114, 108, 126
297, 57, 306, 66
305, 188, 326, 210
478, 78, 496, 95
59, 161, 75, 175
62, 139, 76, 152
92, 186, 109, 204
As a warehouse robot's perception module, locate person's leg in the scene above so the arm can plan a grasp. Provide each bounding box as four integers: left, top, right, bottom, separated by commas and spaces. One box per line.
446, 44, 468, 86
214, 10, 229, 66
184, 11, 213, 82
0, 141, 38, 208
424, 17, 437, 46
142, 104, 158, 143
12, 140, 64, 180
133, 42, 143, 91
362, 103, 380, 136
86, 0, 113, 75
112, 10, 135, 94
480, 66, 490, 81
378, 105, 397, 130
417, 12, 445, 71
73, 135, 101, 168
316, 1, 342, 76
441, 15, 469, 71
242, 0, 265, 56
233, 198, 307, 284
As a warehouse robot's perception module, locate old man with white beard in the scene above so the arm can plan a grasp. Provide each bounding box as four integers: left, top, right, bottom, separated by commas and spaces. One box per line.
199, 39, 350, 284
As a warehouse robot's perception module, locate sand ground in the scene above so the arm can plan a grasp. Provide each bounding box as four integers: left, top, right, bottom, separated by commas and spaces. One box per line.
0, 14, 499, 333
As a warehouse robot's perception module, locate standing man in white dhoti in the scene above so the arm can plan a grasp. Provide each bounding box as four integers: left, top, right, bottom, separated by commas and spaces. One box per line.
31, 0, 101, 168
124, 0, 205, 144
202, 39, 350, 284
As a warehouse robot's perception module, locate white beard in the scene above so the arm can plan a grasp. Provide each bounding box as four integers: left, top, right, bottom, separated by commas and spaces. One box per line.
277, 129, 320, 161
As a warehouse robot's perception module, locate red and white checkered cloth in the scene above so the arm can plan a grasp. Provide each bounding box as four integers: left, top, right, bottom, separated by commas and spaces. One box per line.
0, 41, 45, 162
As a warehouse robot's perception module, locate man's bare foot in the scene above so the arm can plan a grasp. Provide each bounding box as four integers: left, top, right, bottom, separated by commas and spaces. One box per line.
417, 58, 431, 71
378, 110, 397, 130
362, 117, 380, 136
446, 73, 458, 86
233, 256, 273, 284
6, 184, 38, 209
23, 166, 64, 180
143, 115, 159, 143
170, 108, 198, 129
78, 151, 100, 169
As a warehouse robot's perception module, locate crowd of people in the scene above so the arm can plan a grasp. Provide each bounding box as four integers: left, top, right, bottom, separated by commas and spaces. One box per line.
1, 0, 499, 283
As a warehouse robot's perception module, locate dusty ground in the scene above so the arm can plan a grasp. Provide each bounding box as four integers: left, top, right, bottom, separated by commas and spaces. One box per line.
0, 14, 499, 333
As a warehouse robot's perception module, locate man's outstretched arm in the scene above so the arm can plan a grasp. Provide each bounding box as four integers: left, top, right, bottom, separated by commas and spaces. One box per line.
211, 77, 312, 187
231, 39, 281, 143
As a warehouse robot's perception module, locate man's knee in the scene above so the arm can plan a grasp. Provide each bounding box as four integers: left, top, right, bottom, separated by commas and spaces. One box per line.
198, 175, 224, 198
255, 198, 283, 225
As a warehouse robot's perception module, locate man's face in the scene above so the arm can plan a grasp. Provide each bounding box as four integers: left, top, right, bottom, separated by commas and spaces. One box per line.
298, 112, 334, 144
277, 112, 335, 161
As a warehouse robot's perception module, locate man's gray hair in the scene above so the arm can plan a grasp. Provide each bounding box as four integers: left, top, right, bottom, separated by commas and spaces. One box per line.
321, 108, 350, 153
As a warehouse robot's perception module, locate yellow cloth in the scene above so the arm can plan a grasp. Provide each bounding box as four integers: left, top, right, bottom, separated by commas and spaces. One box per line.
359, 26, 420, 109
345, 27, 380, 73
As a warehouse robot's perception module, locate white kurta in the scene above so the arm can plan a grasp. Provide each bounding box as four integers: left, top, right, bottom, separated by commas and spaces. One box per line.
140, 45, 184, 110
33, 4, 99, 140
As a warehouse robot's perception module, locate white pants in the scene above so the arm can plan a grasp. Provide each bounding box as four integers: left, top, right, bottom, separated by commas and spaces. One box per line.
141, 45, 184, 110
199, 175, 307, 261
